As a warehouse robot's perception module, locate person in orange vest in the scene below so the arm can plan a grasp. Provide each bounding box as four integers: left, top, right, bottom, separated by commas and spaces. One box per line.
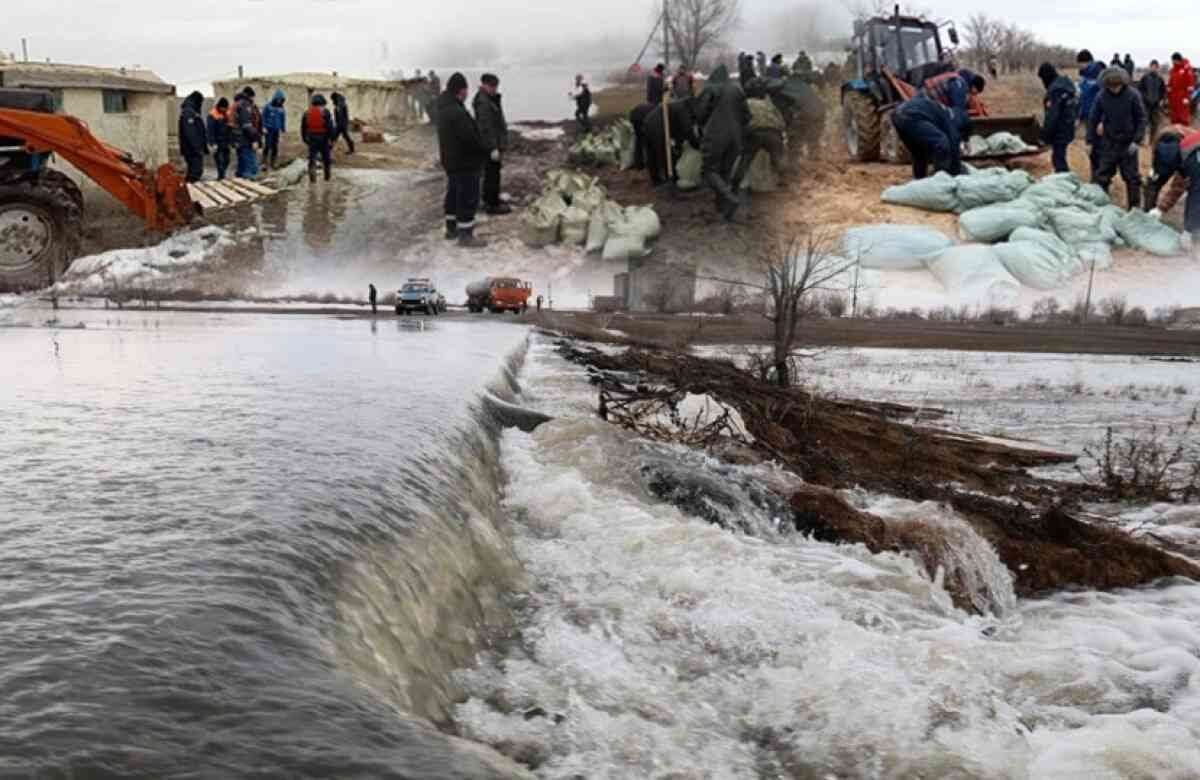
1167, 53, 1197, 126
300, 94, 334, 182
206, 97, 233, 180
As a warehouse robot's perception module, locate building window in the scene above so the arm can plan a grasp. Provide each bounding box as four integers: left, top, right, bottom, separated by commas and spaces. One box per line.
102, 90, 129, 114
48, 89, 64, 112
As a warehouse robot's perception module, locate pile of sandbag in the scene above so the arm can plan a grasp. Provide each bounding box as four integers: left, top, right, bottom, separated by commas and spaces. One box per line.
964, 132, 1036, 157
883, 170, 1190, 291
568, 118, 637, 168
521, 168, 660, 260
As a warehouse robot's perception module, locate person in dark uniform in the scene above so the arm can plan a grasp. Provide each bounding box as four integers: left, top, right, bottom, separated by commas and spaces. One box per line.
437, 72, 490, 248
694, 65, 750, 221
646, 63, 666, 105
331, 92, 355, 154
1088, 67, 1148, 209
178, 91, 208, 183
891, 93, 964, 179
1037, 63, 1078, 173
570, 74, 593, 136
369, 283, 377, 314
473, 73, 510, 215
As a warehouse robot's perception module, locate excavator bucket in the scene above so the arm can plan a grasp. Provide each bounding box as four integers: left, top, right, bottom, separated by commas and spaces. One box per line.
965, 115, 1046, 161
153, 164, 200, 228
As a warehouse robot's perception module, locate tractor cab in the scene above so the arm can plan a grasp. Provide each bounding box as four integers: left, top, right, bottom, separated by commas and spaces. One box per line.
854, 15, 951, 97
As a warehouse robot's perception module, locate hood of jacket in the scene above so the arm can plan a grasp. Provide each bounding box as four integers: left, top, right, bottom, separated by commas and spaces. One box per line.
708, 64, 730, 84
1100, 66, 1131, 89
183, 91, 204, 113
1037, 64, 1058, 89
1048, 75, 1076, 97
271, 89, 285, 106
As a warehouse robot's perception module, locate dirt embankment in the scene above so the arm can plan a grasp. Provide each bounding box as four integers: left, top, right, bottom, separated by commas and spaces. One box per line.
551, 337, 1200, 609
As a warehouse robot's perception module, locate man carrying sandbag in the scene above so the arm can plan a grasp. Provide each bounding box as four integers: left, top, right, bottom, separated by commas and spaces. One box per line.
1037, 63, 1078, 173
695, 64, 750, 221
1088, 67, 1148, 210
891, 93, 963, 180
1146, 125, 1200, 247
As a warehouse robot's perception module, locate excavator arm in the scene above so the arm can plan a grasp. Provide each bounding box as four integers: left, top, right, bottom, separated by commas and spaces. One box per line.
0, 108, 196, 231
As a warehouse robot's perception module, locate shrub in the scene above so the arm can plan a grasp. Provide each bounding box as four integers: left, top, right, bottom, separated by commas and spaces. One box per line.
1099, 294, 1129, 325
1125, 306, 1149, 327
1030, 296, 1061, 322
1079, 410, 1200, 502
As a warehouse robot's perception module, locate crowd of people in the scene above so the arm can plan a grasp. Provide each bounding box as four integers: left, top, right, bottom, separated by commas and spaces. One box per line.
889, 49, 1198, 240
178, 86, 357, 184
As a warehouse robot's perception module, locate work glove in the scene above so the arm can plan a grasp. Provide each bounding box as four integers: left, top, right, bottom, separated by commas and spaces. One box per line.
1148, 208, 1162, 221
1127, 142, 1139, 157
490, 149, 501, 163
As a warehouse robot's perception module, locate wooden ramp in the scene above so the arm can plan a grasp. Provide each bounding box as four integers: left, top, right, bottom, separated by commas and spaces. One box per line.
187, 179, 277, 212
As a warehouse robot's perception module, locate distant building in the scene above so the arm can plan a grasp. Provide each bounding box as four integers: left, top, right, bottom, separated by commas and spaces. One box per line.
212, 73, 428, 130
0, 61, 174, 198
626, 257, 696, 313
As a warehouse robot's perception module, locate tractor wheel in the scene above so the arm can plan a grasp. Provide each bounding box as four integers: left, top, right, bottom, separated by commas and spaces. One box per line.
880, 111, 911, 165
0, 171, 83, 291
843, 92, 881, 162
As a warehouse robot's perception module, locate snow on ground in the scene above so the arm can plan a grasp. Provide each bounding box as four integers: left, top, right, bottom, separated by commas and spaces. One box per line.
53, 226, 237, 297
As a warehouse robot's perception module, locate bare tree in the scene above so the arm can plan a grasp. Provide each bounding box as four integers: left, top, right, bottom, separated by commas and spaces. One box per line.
665, 0, 742, 70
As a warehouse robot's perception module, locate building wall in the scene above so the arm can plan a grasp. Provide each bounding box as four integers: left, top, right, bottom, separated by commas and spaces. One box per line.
50, 88, 171, 205
212, 78, 425, 131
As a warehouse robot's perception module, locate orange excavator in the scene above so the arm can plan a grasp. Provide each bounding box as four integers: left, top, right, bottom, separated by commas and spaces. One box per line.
0, 87, 199, 291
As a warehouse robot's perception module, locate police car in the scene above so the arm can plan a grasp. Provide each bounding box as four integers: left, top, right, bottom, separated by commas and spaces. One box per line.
395, 278, 447, 316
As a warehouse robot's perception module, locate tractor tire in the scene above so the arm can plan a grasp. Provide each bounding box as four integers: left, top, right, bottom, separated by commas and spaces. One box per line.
843, 92, 881, 162
880, 110, 911, 165
0, 170, 83, 291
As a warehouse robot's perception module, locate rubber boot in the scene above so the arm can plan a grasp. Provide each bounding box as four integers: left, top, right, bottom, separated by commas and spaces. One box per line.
486, 202, 513, 215
1144, 177, 1163, 212
308, 161, 317, 183
324, 165, 332, 182
444, 219, 458, 240
1127, 181, 1142, 212
704, 172, 739, 221
457, 226, 488, 249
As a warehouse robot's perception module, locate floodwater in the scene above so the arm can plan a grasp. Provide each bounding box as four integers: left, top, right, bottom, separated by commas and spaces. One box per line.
0, 311, 532, 777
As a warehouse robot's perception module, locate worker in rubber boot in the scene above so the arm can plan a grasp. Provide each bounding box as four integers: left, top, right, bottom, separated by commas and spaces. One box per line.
261, 90, 286, 171
473, 73, 510, 215
1168, 53, 1197, 126
1076, 51, 1106, 176
921, 69, 984, 137
206, 98, 233, 181
437, 72, 490, 248
1037, 63, 1078, 173
732, 94, 786, 191
329, 93, 355, 154
1088, 67, 1147, 210
891, 93, 963, 180
178, 91, 208, 183
642, 98, 701, 188
695, 65, 750, 220
1146, 125, 1200, 246
771, 76, 827, 165
629, 102, 656, 171
233, 88, 261, 179
1139, 61, 1168, 143
300, 94, 334, 182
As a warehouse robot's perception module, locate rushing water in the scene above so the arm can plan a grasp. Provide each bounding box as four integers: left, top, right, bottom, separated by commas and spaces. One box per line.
5, 312, 1200, 779
0, 312, 531, 777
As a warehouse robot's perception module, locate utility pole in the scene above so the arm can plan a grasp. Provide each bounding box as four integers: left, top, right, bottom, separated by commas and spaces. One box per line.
21, 38, 28, 62
1082, 257, 1097, 326
237, 64, 244, 79
662, 0, 670, 69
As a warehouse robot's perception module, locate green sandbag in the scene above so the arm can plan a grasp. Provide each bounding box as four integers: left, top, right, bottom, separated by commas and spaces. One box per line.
675, 144, 703, 190
958, 202, 1043, 243
560, 206, 590, 245
995, 228, 1084, 289
1115, 209, 1186, 256
955, 169, 1034, 212
881, 171, 959, 212
602, 232, 650, 261
521, 192, 567, 247
1046, 207, 1106, 246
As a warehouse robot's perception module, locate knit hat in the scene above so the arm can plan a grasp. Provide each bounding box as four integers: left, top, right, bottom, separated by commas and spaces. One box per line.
1037, 63, 1057, 89
447, 72, 468, 94
481, 73, 499, 87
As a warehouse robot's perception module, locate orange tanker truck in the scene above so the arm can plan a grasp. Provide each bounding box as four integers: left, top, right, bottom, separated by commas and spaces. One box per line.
466, 277, 532, 314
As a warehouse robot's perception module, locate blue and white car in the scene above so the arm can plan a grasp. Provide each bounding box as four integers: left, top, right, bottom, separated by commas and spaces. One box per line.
395, 278, 447, 316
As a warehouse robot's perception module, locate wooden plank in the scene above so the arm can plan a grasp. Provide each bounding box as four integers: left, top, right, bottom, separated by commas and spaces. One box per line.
223, 181, 261, 201
210, 182, 250, 204
188, 188, 221, 211
236, 180, 276, 197
196, 184, 236, 208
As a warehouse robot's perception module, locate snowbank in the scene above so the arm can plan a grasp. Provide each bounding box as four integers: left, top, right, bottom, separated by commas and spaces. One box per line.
55, 226, 237, 296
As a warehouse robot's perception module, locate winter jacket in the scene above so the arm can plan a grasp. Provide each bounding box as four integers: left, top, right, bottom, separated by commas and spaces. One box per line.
472, 89, 509, 152
764, 63, 783, 79
1139, 71, 1167, 112
696, 65, 750, 158
1087, 69, 1148, 146
332, 95, 351, 131
436, 91, 488, 174
207, 107, 232, 147
1168, 59, 1196, 117
894, 94, 962, 156
642, 99, 702, 150
301, 102, 333, 143
262, 90, 287, 132
1078, 61, 1105, 121
646, 73, 666, 105
178, 91, 208, 158
922, 69, 977, 134
671, 72, 694, 99
1040, 74, 1078, 146
1123, 56, 1135, 77
233, 95, 260, 147
1157, 127, 1200, 213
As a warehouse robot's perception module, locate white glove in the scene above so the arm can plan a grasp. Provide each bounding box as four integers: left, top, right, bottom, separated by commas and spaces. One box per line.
1127, 142, 1139, 157
490, 149, 501, 163
1148, 208, 1162, 221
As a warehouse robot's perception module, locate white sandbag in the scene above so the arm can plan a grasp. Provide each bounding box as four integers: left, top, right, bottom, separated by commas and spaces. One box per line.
675, 144, 703, 190
995, 229, 1084, 289
1046, 207, 1107, 246
1075, 242, 1114, 271
739, 150, 779, 193
840, 224, 954, 270
1077, 182, 1111, 207
560, 206, 590, 245
572, 184, 607, 215
520, 191, 567, 247
957, 201, 1043, 243
603, 233, 650, 262
924, 245, 1021, 308
1019, 175, 1082, 211
1099, 206, 1124, 245
585, 209, 608, 254
623, 205, 661, 241
1115, 209, 1186, 256
965, 132, 1035, 157
955, 169, 1034, 212
881, 171, 959, 212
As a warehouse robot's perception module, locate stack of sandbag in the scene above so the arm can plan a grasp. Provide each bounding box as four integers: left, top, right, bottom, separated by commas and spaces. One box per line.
924, 245, 1021, 309
882, 167, 1033, 213
964, 132, 1037, 157
521, 168, 660, 260
568, 118, 637, 168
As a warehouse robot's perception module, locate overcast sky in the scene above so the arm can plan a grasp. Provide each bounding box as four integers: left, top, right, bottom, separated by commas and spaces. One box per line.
5, 0, 1193, 95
